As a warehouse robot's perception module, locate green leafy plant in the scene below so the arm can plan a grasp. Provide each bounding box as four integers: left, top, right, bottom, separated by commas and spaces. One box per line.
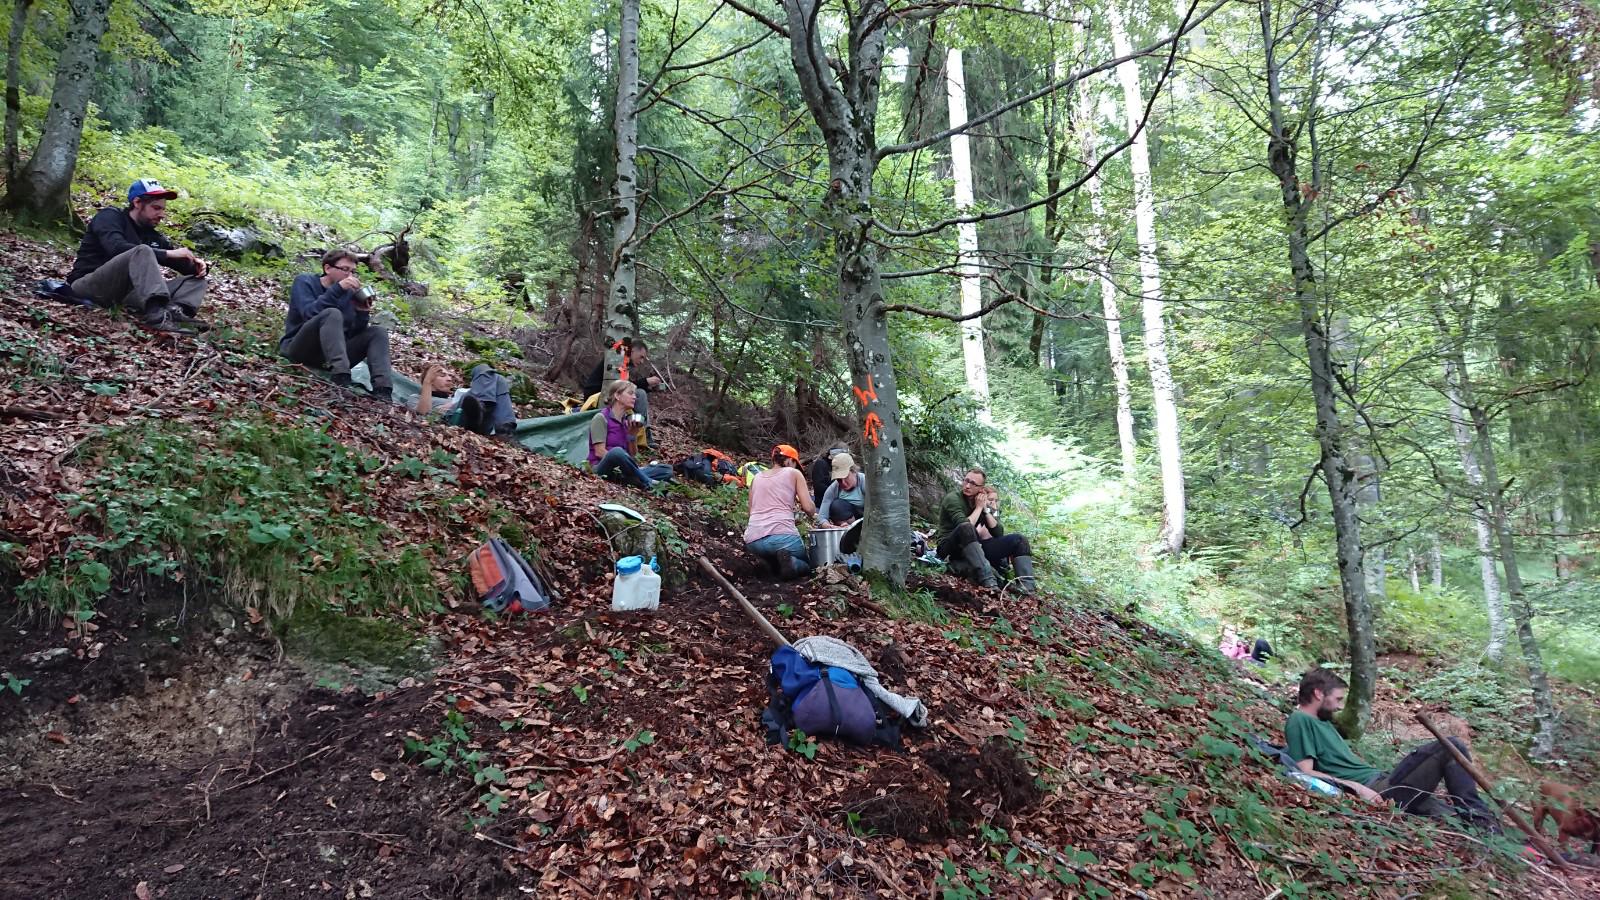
787, 729, 818, 760
623, 730, 655, 752
3, 673, 30, 696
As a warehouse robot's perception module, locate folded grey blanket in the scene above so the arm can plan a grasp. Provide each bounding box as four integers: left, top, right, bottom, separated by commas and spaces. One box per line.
792, 635, 928, 728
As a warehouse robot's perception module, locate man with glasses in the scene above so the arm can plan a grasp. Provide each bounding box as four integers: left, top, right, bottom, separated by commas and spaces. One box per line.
280, 248, 393, 401
934, 467, 1037, 594
67, 179, 210, 333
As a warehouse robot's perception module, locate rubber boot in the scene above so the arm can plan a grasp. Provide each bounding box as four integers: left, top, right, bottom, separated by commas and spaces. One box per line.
1013, 555, 1037, 595
960, 541, 998, 589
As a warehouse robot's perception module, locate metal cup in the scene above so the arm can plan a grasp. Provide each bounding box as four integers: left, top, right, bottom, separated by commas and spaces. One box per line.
352, 285, 378, 311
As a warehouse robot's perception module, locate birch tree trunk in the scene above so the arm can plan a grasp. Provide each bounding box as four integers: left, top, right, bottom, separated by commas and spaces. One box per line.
2, 0, 109, 225
1260, 0, 1375, 737
779, 0, 911, 585
605, 0, 642, 382
1461, 376, 1558, 758
3, 0, 32, 185
944, 48, 992, 422
1077, 77, 1137, 482
1443, 355, 1508, 661
1429, 535, 1444, 589
1109, 2, 1184, 552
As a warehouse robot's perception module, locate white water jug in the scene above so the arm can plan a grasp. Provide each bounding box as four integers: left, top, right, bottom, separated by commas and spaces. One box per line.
611, 555, 661, 611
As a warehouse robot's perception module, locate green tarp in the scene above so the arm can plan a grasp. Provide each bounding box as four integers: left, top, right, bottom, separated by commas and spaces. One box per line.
351, 363, 594, 466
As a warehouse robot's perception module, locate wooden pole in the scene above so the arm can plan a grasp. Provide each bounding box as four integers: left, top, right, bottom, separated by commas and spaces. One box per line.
696, 555, 790, 649
1416, 711, 1571, 874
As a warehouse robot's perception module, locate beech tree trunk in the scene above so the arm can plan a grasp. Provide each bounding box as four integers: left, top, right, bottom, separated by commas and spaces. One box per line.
1429, 535, 1444, 589
2, 0, 109, 224
779, 0, 910, 585
1110, 2, 1184, 553
1077, 77, 1137, 482
945, 48, 992, 422
1260, 0, 1375, 738
605, 0, 642, 382
1443, 354, 1507, 662
3, 0, 32, 184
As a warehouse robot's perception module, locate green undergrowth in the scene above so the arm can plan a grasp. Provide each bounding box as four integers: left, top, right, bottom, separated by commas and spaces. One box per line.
20, 412, 444, 622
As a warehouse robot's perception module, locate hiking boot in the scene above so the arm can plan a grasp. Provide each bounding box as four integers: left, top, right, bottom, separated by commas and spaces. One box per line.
170, 306, 212, 332
775, 552, 799, 581
370, 387, 394, 403
140, 303, 197, 334
960, 540, 999, 589
1013, 555, 1037, 595
331, 372, 356, 390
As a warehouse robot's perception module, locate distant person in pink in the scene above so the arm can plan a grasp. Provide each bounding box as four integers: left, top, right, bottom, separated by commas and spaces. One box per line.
744, 444, 816, 580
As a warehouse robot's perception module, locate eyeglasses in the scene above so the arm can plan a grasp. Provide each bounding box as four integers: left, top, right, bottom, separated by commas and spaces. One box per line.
962, 476, 984, 487
329, 264, 357, 274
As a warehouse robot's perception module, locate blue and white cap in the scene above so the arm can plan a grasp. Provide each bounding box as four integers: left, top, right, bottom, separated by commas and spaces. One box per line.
127, 179, 179, 204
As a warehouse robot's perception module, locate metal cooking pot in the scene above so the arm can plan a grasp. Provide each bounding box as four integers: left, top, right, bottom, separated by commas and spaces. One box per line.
808, 526, 848, 568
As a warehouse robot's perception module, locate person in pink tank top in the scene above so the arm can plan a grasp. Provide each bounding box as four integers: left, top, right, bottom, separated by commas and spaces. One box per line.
744, 444, 817, 579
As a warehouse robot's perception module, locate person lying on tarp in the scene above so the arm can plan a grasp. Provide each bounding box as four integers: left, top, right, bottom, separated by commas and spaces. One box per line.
817, 452, 865, 526
588, 380, 660, 492
417, 363, 516, 437
745, 444, 816, 580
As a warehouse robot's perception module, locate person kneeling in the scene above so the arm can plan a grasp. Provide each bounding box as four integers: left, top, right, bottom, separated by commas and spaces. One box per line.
745, 445, 816, 580
589, 380, 657, 492
818, 452, 865, 526
934, 467, 1035, 594
280, 249, 394, 401
1288, 668, 1497, 830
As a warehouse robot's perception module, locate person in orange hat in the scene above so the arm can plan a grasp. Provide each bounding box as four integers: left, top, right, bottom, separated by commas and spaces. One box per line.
744, 444, 816, 579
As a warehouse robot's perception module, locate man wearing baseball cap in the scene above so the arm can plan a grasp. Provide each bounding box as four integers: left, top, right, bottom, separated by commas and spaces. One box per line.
67, 179, 209, 332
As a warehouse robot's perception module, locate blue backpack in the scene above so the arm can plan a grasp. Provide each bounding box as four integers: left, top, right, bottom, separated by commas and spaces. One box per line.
765, 646, 887, 747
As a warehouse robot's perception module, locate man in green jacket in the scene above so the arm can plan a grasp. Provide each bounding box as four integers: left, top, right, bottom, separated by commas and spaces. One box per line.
1287, 668, 1496, 828
934, 467, 1035, 594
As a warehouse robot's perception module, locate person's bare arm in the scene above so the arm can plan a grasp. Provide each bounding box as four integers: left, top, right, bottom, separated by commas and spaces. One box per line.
417, 367, 439, 414
794, 470, 817, 516
1295, 759, 1385, 804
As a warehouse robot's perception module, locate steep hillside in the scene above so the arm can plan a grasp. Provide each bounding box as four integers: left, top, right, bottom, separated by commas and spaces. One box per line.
0, 234, 1589, 899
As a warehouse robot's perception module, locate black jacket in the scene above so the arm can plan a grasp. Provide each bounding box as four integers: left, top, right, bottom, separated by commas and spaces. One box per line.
68, 208, 197, 283
582, 359, 651, 398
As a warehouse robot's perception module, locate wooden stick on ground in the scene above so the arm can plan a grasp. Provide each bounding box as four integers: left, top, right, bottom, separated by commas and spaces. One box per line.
1416, 711, 1572, 875
696, 555, 790, 649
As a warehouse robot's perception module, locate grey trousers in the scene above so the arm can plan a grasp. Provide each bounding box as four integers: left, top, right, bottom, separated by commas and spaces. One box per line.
70, 245, 207, 314
278, 307, 393, 390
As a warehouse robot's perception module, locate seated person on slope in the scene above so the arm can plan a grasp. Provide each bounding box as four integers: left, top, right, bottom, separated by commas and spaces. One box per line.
934, 467, 1036, 595
1287, 668, 1497, 829
589, 380, 657, 492
818, 452, 866, 526
809, 443, 849, 507
67, 179, 210, 332
580, 338, 661, 448
280, 249, 393, 401
744, 444, 816, 580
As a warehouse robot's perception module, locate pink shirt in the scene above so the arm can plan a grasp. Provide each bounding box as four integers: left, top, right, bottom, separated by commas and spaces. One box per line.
744, 468, 803, 543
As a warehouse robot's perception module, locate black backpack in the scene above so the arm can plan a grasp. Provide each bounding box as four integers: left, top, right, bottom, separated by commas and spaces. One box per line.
675, 453, 725, 486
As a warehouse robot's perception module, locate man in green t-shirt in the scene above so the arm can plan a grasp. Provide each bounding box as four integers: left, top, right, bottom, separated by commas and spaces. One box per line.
1287, 669, 1495, 827
934, 467, 1035, 594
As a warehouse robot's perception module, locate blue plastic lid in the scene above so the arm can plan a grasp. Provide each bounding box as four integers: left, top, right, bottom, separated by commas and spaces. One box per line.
616, 555, 642, 575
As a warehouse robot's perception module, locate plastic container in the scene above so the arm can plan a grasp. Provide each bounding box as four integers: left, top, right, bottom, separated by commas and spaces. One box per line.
611, 555, 661, 611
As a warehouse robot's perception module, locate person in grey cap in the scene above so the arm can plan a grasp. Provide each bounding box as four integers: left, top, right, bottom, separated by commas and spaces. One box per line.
67, 178, 209, 332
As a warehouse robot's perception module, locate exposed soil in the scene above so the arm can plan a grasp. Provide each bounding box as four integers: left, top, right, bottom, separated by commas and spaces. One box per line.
0, 585, 516, 900
925, 736, 1042, 828
840, 761, 952, 841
